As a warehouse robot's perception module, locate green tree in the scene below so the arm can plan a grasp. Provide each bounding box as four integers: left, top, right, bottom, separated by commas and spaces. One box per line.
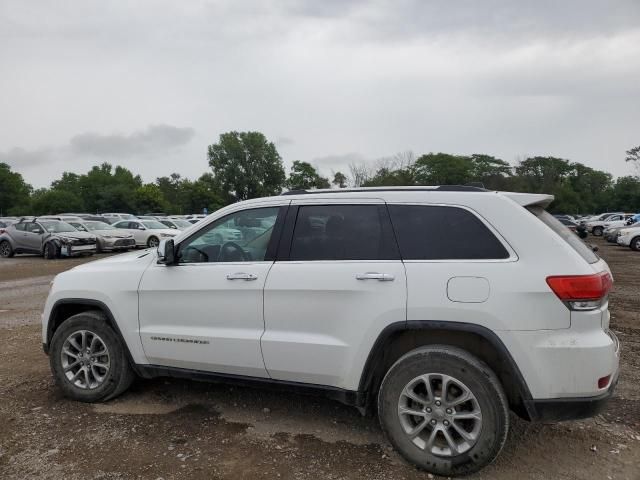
286, 161, 330, 190
207, 131, 286, 202
30, 189, 83, 215
332, 171, 348, 188
0, 163, 32, 215
135, 184, 169, 213
611, 176, 640, 211
413, 153, 473, 185
469, 154, 512, 190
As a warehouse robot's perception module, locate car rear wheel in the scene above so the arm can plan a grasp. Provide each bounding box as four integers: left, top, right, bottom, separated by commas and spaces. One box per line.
0, 240, 14, 258
49, 311, 135, 402
631, 237, 640, 251
378, 345, 509, 477
593, 226, 603, 236
147, 236, 159, 248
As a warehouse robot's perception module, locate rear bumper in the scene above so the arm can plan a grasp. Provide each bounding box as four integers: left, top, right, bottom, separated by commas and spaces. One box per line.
526, 373, 618, 422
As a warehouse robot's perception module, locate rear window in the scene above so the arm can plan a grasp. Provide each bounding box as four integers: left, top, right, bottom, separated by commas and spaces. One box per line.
528, 206, 599, 264
387, 205, 510, 260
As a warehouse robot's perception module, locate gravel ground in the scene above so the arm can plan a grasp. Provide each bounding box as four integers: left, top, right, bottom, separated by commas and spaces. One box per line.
0, 239, 638, 479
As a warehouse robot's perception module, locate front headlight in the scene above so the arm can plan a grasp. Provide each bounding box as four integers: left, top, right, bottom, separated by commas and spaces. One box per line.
58, 237, 72, 244
159, 233, 171, 238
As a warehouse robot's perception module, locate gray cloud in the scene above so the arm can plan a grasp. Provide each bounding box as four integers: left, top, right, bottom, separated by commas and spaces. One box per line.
1, 0, 639, 188
70, 125, 195, 157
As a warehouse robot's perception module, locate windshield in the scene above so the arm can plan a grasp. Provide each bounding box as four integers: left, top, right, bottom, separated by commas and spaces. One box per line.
142, 220, 167, 229
84, 221, 115, 231
528, 206, 598, 264
40, 221, 78, 233
172, 220, 192, 228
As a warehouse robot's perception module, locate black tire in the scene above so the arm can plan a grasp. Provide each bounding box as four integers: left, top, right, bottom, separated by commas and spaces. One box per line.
378, 346, 509, 477
147, 236, 159, 248
593, 226, 603, 236
49, 311, 135, 402
44, 241, 60, 260
631, 236, 640, 251
0, 240, 14, 258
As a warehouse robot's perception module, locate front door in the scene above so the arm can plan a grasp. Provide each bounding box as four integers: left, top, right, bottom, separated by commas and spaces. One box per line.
138, 205, 285, 377
23, 222, 44, 252
262, 202, 407, 390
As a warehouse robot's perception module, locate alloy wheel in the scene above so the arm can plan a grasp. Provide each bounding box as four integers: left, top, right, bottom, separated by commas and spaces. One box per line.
397, 373, 482, 457
60, 330, 111, 389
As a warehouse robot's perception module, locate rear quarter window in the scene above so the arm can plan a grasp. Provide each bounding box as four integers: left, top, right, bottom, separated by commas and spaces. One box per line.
387, 205, 510, 260
528, 206, 599, 264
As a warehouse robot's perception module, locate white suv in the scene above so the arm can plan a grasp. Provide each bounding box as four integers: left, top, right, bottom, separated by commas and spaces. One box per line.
41, 187, 620, 476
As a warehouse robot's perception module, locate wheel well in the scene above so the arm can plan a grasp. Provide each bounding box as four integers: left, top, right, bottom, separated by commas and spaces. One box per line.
47, 302, 114, 346
360, 325, 532, 420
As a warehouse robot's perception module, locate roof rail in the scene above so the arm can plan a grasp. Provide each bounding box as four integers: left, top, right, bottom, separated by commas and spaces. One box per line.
280, 185, 488, 196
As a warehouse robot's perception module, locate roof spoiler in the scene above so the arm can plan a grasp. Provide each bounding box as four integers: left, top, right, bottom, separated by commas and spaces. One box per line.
502, 192, 554, 208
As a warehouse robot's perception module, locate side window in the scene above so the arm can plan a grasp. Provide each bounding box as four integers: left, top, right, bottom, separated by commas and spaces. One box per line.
388, 205, 509, 260
178, 207, 280, 263
14, 223, 26, 232
130, 222, 142, 229
26, 223, 43, 234
289, 204, 399, 261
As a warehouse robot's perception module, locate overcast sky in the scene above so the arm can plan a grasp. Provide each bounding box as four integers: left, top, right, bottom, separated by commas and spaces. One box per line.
1, 0, 639, 187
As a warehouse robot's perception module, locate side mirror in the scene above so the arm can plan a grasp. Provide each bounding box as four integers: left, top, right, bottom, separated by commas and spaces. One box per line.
170, 225, 177, 229
138, 225, 146, 230
157, 239, 176, 265
32, 228, 42, 234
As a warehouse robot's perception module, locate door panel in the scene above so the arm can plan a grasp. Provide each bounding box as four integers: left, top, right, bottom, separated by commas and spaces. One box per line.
138, 262, 273, 377
262, 261, 406, 389
262, 202, 406, 390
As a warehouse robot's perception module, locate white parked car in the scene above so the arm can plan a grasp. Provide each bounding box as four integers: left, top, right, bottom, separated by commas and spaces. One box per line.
158, 218, 194, 231
42, 187, 619, 476
616, 226, 640, 251
111, 219, 178, 248
585, 213, 632, 236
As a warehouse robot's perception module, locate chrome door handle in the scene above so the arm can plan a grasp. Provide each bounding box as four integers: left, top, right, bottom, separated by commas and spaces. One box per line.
226, 272, 258, 281
356, 272, 395, 281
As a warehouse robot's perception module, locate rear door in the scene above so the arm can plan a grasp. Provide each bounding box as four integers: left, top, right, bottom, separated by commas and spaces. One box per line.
262, 200, 406, 390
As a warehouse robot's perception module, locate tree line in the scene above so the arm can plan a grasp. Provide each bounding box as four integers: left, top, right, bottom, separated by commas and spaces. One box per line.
1, 131, 639, 216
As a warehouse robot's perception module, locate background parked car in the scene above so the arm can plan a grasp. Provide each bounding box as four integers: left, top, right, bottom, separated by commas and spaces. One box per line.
585, 213, 633, 236
111, 219, 179, 247
68, 220, 136, 252
158, 218, 194, 231
101, 213, 139, 224
0, 219, 97, 259
604, 214, 640, 242
617, 226, 640, 251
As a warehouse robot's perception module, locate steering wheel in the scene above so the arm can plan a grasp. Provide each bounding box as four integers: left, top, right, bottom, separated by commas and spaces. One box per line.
218, 241, 250, 262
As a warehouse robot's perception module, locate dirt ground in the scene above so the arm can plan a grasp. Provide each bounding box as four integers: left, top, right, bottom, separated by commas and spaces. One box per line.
0, 239, 638, 479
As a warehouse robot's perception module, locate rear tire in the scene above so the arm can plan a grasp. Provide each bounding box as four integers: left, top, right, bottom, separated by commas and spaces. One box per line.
49, 311, 135, 402
0, 240, 14, 258
378, 346, 509, 477
593, 226, 603, 236
631, 237, 640, 251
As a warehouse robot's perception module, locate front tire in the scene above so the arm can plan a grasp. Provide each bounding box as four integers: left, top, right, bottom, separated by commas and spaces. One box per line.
593, 226, 603, 236
378, 346, 509, 477
147, 236, 159, 248
0, 240, 14, 258
631, 236, 640, 251
44, 241, 60, 259
49, 311, 135, 402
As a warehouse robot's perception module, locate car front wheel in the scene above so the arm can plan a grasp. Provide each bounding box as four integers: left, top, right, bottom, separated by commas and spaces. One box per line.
593, 226, 603, 236
147, 236, 159, 248
378, 345, 509, 477
49, 311, 135, 402
631, 236, 640, 251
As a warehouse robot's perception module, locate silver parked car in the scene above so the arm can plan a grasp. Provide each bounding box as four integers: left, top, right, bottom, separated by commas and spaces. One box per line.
0, 219, 97, 259
67, 220, 136, 252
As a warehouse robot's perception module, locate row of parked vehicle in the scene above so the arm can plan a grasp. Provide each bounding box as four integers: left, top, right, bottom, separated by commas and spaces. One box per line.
0, 212, 208, 259
553, 212, 640, 251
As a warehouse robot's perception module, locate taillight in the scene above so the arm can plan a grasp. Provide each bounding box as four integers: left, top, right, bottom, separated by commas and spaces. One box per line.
546, 272, 613, 311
